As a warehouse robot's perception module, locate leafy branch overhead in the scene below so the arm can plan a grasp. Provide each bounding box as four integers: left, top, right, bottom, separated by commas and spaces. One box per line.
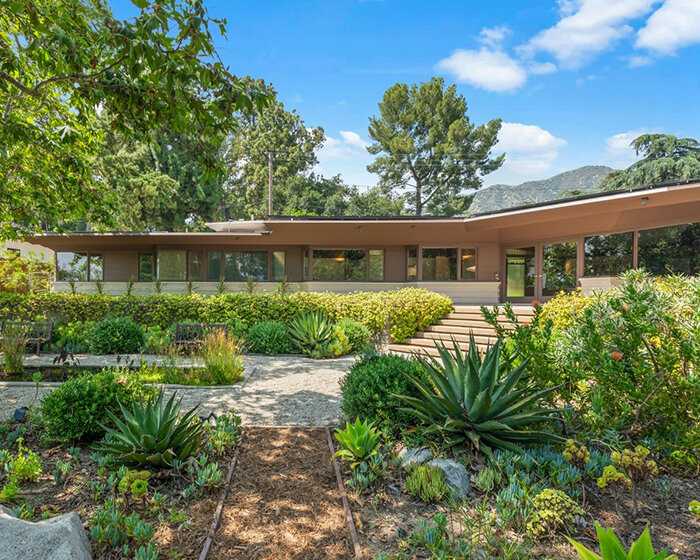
0, 0, 270, 240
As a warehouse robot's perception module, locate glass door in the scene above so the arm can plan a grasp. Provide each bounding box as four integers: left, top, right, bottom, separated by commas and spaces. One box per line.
541, 242, 577, 299
505, 247, 536, 302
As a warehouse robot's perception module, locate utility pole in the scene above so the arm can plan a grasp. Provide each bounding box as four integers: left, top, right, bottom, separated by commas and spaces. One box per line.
267, 152, 273, 216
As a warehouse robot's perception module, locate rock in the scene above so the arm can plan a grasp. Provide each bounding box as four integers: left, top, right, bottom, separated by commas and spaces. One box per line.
0, 509, 92, 560
13, 406, 29, 422
0, 505, 14, 517
398, 447, 433, 468
428, 458, 471, 500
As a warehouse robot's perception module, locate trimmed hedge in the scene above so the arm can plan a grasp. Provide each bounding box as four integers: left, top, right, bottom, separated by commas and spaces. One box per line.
0, 288, 452, 343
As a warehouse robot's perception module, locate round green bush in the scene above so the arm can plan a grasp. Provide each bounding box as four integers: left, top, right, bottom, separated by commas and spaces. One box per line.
340, 354, 429, 436
337, 318, 372, 353
87, 316, 143, 354
40, 369, 157, 442
245, 320, 290, 355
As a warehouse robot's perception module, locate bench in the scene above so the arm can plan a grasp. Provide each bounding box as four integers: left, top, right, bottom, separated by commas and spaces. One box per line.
174, 323, 229, 348
0, 321, 53, 355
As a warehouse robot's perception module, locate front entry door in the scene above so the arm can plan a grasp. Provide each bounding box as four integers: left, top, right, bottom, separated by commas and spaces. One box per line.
504, 242, 578, 302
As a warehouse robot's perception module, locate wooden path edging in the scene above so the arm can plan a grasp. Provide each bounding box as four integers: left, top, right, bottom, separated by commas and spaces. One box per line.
326, 427, 363, 560
198, 430, 245, 560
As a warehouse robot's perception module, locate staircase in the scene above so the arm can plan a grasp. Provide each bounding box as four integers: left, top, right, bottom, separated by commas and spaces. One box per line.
387, 304, 535, 358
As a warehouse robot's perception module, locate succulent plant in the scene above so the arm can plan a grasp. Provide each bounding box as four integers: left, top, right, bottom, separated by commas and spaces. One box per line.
333, 418, 382, 468
94, 390, 203, 468
397, 334, 562, 458
288, 311, 348, 358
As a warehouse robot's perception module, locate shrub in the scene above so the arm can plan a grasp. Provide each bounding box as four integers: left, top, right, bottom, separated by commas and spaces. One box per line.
336, 318, 372, 353
540, 289, 591, 332
526, 488, 583, 538
142, 325, 171, 354
87, 316, 143, 354
4, 438, 42, 483
94, 390, 203, 468
200, 332, 245, 385
405, 464, 449, 503
0, 288, 452, 343
397, 335, 562, 458
40, 369, 157, 442
340, 354, 429, 436
52, 320, 93, 353
245, 321, 290, 355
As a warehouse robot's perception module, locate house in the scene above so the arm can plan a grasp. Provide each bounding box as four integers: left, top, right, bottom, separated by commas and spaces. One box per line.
27, 180, 700, 304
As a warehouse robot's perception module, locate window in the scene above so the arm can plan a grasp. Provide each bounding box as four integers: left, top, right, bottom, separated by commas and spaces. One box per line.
303, 248, 310, 281
157, 250, 187, 281
312, 249, 366, 281
88, 254, 104, 281
56, 252, 88, 281
272, 251, 286, 281
407, 248, 418, 280
584, 232, 633, 276
638, 222, 700, 276
139, 253, 154, 281
422, 248, 457, 281
208, 251, 222, 281
542, 242, 577, 296
460, 248, 477, 281
369, 250, 384, 281
225, 251, 268, 281
188, 251, 204, 281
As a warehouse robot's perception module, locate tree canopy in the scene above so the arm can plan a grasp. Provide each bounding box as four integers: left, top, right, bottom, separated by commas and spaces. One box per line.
599, 134, 700, 191
0, 0, 267, 240
223, 79, 324, 219
367, 77, 503, 216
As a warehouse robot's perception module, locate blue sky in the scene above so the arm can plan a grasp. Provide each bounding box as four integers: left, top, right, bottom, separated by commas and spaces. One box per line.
112, 0, 700, 188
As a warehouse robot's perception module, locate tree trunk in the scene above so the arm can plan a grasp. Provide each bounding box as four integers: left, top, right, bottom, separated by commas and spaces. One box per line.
415, 183, 422, 216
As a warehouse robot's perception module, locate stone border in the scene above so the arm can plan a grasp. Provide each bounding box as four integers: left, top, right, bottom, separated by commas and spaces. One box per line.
326, 427, 363, 559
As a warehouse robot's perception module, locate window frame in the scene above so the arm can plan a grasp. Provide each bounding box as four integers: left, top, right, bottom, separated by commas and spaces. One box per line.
309, 247, 386, 282
55, 251, 102, 282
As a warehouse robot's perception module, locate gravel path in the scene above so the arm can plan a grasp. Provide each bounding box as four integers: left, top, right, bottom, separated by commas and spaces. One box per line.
0, 354, 356, 427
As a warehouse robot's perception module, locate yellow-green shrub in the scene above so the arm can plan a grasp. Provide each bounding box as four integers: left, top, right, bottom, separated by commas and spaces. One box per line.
540, 289, 591, 332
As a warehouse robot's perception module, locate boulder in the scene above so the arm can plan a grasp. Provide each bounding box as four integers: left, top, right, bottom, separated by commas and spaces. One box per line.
428, 458, 471, 500
0, 508, 92, 560
398, 447, 433, 468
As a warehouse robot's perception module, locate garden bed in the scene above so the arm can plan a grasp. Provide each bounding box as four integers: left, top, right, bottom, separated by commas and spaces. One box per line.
209, 427, 353, 559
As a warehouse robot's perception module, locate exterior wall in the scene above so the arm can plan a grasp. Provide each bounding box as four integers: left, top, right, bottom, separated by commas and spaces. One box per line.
579, 276, 624, 295
52, 280, 500, 304
1, 241, 53, 263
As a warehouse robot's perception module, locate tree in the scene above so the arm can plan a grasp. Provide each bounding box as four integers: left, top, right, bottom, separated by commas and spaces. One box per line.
0, 0, 267, 240
95, 114, 225, 230
367, 77, 503, 216
346, 187, 405, 216
599, 134, 700, 191
223, 79, 324, 219
273, 174, 350, 216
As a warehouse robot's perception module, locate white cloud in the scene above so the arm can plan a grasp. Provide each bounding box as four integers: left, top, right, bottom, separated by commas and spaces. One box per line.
339, 130, 369, 150
627, 55, 653, 67
479, 25, 511, 48
521, 0, 656, 68
494, 122, 567, 176
528, 61, 557, 75
437, 48, 527, 92
636, 0, 700, 55
604, 129, 648, 165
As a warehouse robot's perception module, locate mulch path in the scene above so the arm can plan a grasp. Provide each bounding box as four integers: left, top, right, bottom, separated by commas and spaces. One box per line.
209, 427, 352, 560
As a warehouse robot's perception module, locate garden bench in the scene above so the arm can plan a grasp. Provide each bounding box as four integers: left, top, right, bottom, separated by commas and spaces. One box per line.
0, 320, 53, 355
174, 322, 229, 348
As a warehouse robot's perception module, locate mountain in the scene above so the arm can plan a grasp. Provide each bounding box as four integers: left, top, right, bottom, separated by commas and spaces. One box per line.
470, 165, 615, 215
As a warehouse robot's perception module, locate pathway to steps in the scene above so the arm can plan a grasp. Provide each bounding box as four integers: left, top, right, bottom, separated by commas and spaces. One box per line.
387, 304, 535, 357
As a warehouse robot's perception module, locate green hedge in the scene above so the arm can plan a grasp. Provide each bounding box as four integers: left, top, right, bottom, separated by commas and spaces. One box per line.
0, 288, 452, 343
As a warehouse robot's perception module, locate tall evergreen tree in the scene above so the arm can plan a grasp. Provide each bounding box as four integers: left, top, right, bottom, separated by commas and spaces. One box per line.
367, 77, 503, 216
600, 134, 700, 191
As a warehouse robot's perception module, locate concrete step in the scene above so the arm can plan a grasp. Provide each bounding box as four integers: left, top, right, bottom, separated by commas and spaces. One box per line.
402, 336, 497, 349
425, 324, 497, 336
387, 343, 489, 358
414, 331, 498, 343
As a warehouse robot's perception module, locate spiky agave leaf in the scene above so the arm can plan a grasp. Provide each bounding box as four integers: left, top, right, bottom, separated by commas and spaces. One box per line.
94, 390, 203, 468
396, 333, 562, 458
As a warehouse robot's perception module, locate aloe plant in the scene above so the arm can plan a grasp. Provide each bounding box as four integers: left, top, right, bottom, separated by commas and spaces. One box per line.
94, 391, 203, 468
288, 311, 336, 357
397, 334, 562, 458
567, 523, 677, 560
333, 418, 381, 468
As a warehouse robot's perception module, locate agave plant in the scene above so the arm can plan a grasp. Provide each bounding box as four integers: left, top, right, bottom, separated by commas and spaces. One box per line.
94, 391, 203, 468
397, 334, 562, 458
333, 418, 382, 468
567, 523, 677, 560
288, 311, 336, 357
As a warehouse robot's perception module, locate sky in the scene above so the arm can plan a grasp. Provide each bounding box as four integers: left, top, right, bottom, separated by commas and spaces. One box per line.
112, 0, 700, 189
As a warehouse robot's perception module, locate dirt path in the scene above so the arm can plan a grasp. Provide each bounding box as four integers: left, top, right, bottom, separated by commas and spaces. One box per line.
209, 428, 352, 560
